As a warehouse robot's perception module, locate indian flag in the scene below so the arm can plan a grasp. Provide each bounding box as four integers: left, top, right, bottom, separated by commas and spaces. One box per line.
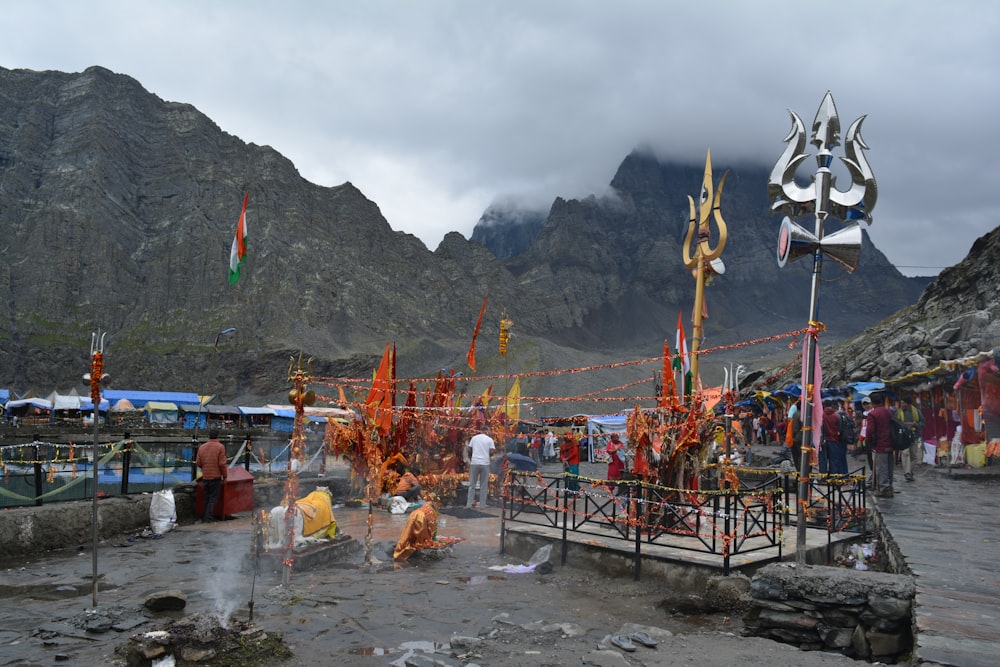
675, 311, 691, 399
228, 191, 249, 284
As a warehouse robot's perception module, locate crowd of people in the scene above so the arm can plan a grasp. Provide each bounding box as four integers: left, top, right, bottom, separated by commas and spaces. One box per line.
752, 392, 931, 498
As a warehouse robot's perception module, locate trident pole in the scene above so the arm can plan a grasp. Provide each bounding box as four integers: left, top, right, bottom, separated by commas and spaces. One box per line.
683, 150, 728, 386
768, 92, 877, 565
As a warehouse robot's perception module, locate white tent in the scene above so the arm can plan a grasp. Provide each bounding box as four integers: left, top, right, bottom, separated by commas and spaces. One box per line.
145, 401, 179, 425
111, 398, 137, 412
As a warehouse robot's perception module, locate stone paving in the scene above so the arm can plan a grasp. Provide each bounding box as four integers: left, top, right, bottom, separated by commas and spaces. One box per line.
868, 460, 1000, 667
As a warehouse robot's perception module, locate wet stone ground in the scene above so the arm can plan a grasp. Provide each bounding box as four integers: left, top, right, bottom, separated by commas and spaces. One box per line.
0, 506, 858, 667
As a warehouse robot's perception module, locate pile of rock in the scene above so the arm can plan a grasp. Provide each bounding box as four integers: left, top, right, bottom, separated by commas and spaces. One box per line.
743, 563, 914, 663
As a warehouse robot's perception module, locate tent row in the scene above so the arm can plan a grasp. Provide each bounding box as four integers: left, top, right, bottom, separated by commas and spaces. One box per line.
1, 388, 354, 432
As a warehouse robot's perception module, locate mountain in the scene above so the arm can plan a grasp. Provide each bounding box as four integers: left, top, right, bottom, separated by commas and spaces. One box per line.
0, 66, 927, 412
470, 203, 546, 261
475, 152, 928, 353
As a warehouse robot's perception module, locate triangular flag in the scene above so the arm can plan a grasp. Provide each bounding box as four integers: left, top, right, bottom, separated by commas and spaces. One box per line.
467, 296, 489, 371
503, 377, 521, 424
228, 191, 249, 284
365, 343, 393, 436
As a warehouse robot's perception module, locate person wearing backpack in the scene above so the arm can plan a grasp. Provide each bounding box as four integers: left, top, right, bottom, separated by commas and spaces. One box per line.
896, 395, 925, 482
864, 392, 895, 497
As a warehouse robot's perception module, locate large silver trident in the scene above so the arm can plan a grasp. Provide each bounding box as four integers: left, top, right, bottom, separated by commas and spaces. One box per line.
768, 92, 877, 565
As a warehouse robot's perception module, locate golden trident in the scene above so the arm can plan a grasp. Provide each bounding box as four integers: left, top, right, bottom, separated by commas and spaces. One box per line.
682, 150, 728, 384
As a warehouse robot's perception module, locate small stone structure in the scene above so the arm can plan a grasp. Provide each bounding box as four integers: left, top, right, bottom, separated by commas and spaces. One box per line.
743, 562, 914, 663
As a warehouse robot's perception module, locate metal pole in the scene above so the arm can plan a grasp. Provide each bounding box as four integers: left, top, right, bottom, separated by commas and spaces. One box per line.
88, 330, 106, 609
33, 441, 43, 507
691, 252, 706, 383
91, 400, 100, 607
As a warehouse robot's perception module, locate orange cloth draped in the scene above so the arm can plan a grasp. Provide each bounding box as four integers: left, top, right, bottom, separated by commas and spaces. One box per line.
393, 504, 447, 561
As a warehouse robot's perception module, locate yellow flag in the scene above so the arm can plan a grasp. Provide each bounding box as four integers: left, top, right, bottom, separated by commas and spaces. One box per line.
503, 377, 521, 423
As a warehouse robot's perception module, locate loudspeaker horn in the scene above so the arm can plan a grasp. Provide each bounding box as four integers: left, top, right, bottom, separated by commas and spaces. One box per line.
776, 217, 818, 267
818, 222, 863, 272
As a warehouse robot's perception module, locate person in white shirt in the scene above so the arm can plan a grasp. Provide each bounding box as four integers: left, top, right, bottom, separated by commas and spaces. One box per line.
465, 431, 496, 509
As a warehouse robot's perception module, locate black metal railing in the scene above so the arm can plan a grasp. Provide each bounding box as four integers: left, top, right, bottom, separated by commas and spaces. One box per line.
501, 471, 784, 577
500, 467, 867, 578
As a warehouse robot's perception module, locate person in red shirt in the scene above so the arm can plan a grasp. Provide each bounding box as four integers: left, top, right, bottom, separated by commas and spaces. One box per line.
529, 432, 543, 467
560, 432, 580, 493
820, 399, 846, 475
605, 432, 626, 494
195, 429, 228, 522
864, 393, 895, 497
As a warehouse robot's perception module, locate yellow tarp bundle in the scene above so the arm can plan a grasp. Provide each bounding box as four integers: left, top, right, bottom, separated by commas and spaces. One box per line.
295, 490, 336, 538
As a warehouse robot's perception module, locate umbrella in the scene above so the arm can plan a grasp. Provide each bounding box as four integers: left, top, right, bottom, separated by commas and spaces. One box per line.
490, 453, 538, 473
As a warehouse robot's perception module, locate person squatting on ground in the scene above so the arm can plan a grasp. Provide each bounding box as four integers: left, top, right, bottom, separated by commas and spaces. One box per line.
561, 432, 581, 493
195, 429, 228, 521
864, 393, 895, 497
465, 430, 495, 508
393, 502, 448, 561
394, 465, 422, 501
896, 395, 926, 482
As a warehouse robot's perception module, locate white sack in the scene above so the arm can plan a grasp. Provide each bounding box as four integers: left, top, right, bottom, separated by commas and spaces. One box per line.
149, 489, 176, 535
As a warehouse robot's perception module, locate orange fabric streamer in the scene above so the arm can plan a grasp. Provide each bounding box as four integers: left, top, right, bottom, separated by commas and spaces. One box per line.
467, 295, 488, 371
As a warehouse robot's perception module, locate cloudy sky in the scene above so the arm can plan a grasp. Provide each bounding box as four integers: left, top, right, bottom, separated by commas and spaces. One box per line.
3, 1, 997, 276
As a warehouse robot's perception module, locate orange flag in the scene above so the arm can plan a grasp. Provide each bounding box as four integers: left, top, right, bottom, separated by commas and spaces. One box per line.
660, 340, 678, 408
365, 342, 393, 436
466, 295, 489, 371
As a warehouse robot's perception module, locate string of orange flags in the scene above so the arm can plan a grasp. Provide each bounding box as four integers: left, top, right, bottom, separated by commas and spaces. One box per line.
311, 327, 812, 391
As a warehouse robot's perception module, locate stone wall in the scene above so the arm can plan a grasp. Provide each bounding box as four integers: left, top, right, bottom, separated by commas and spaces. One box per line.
0, 475, 354, 561
744, 563, 914, 663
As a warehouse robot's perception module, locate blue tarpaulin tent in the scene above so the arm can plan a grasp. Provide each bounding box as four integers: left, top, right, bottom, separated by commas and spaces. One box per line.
103, 390, 200, 409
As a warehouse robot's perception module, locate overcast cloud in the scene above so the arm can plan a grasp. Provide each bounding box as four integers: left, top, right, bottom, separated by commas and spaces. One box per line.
3, 1, 997, 276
